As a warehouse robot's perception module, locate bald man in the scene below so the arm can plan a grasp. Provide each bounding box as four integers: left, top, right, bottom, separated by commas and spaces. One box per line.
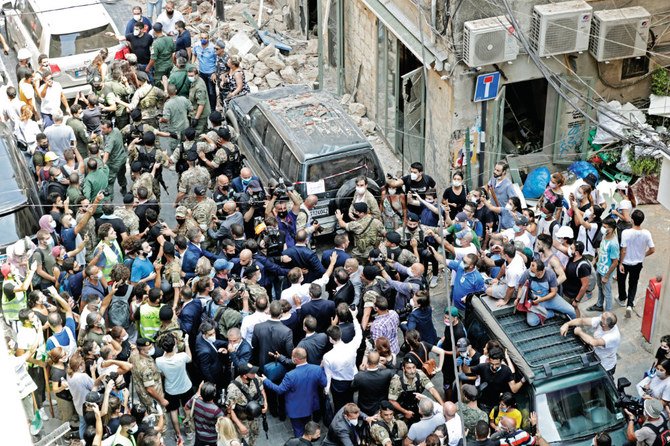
231, 167, 263, 193
214, 200, 244, 239
492, 415, 539, 446
261, 347, 328, 437
443, 401, 463, 446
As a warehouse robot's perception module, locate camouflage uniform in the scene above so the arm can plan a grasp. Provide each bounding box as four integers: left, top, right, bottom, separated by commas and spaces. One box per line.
129, 145, 170, 199
178, 165, 211, 205
155, 318, 185, 353
378, 244, 418, 266
369, 418, 408, 446
388, 371, 434, 423
129, 349, 165, 414
197, 140, 241, 179
100, 80, 135, 129
128, 83, 167, 128
456, 402, 488, 440
345, 215, 385, 260
76, 209, 97, 261
246, 283, 268, 309
362, 277, 388, 313
132, 172, 157, 201
114, 207, 140, 235
175, 217, 199, 238
189, 197, 218, 228
225, 376, 264, 445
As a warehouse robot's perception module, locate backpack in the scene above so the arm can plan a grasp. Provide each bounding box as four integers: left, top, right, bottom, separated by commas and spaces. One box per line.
648, 415, 670, 446
107, 285, 133, 329
86, 64, 100, 84
586, 221, 603, 251
577, 259, 597, 294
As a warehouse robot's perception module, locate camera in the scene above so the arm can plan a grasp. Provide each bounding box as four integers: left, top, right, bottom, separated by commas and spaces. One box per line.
369, 253, 387, 264
263, 226, 283, 258
273, 178, 294, 198
312, 219, 324, 235
615, 377, 644, 419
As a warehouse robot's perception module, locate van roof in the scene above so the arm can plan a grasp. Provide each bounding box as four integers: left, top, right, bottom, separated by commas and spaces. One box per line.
232, 86, 370, 162
470, 297, 601, 383
31, 0, 112, 34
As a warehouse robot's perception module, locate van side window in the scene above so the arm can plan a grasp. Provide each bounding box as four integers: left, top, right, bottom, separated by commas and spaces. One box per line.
21, 1, 42, 46
249, 107, 268, 141
263, 126, 284, 162
283, 150, 300, 182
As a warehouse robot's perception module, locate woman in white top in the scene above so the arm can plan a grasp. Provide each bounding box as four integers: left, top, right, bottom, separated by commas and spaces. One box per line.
610, 181, 636, 240
15, 104, 41, 154
637, 359, 670, 405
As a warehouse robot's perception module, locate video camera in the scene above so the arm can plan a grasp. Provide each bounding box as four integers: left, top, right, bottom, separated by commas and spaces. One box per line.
263, 226, 283, 258
272, 178, 294, 198
615, 377, 644, 419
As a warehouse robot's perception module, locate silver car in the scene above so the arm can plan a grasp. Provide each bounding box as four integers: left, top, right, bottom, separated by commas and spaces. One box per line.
3, 0, 124, 98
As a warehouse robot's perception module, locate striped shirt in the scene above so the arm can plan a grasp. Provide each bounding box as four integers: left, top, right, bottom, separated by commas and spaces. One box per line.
186, 398, 223, 444
496, 430, 537, 446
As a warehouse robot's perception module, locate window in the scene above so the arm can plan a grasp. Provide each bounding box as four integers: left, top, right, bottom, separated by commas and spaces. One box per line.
306, 152, 381, 192
264, 126, 284, 161
250, 108, 268, 141
0, 206, 39, 246
21, 1, 42, 46
48, 23, 118, 58
621, 56, 649, 80
283, 152, 301, 183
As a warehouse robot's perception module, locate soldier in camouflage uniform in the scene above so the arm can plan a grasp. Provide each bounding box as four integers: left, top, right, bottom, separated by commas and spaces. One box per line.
240, 264, 266, 311
359, 265, 390, 330
189, 185, 218, 229
128, 133, 171, 200
225, 364, 267, 446
335, 203, 385, 261
378, 231, 418, 266
130, 161, 157, 201
175, 153, 211, 207
155, 306, 185, 352
117, 71, 167, 128
174, 206, 200, 238
456, 384, 488, 441
388, 357, 442, 425
197, 127, 242, 180
129, 338, 168, 414
114, 194, 141, 235
370, 401, 408, 446
99, 68, 135, 130
186, 65, 211, 134
75, 198, 98, 261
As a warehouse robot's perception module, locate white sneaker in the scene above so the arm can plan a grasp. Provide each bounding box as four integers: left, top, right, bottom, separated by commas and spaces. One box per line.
430, 276, 439, 288
625, 306, 632, 318
39, 407, 50, 421
617, 298, 627, 307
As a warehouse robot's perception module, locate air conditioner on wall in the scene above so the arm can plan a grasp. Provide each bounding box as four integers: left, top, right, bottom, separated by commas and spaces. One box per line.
589, 7, 651, 62
463, 16, 519, 68
530, 0, 592, 57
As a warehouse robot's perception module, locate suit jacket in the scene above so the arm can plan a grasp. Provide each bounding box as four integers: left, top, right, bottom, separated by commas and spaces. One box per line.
231, 258, 266, 284
195, 333, 226, 384
231, 175, 264, 193
229, 339, 252, 374
182, 242, 220, 280
332, 281, 356, 306
251, 319, 294, 372
351, 368, 396, 415
297, 332, 330, 365
178, 299, 203, 337
282, 245, 325, 282
301, 299, 336, 333
321, 248, 350, 269
323, 407, 369, 446
263, 363, 327, 418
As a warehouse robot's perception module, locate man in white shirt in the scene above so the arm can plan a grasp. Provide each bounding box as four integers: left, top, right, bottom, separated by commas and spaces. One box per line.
240, 296, 270, 344
560, 312, 621, 375
44, 110, 76, 158
486, 242, 526, 306
501, 216, 532, 249
1, 86, 22, 129
618, 209, 655, 317
322, 308, 362, 412
280, 263, 334, 311
443, 401, 464, 446
39, 72, 69, 128
154, 1, 184, 35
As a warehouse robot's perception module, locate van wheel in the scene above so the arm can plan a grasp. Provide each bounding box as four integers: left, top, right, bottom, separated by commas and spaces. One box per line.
225, 109, 239, 143
330, 177, 381, 220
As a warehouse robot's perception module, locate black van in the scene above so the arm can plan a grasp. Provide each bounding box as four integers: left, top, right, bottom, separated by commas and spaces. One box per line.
0, 122, 42, 261
227, 86, 385, 234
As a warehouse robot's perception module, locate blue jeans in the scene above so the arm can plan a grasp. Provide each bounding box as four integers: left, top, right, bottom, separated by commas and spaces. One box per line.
146, 0, 162, 19
79, 418, 87, 439
527, 295, 576, 326
597, 271, 614, 311
42, 113, 54, 128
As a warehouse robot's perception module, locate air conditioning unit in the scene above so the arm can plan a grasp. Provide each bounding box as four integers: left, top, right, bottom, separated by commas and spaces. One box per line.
530, 0, 592, 57
589, 7, 650, 61
463, 16, 519, 68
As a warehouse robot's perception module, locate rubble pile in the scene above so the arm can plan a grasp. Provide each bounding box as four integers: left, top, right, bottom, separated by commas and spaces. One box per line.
340, 93, 377, 136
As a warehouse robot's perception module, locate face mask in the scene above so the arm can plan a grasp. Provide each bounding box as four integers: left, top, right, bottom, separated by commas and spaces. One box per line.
512, 225, 521, 233
410, 173, 418, 181
207, 335, 216, 343
567, 247, 575, 257
200, 235, 206, 244
538, 212, 546, 220
242, 178, 251, 186
355, 186, 366, 195
50, 221, 57, 229
505, 203, 513, 211
145, 250, 152, 259
147, 347, 155, 356
388, 188, 396, 195
348, 418, 358, 426
277, 211, 288, 219
166, 11, 174, 17
201, 39, 208, 46
44, 238, 55, 248
176, 218, 185, 225
133, 29, 140, 36
425, 198, 435, 204
57, 174, 65, 182
122, 334, 129, 342
549, 181, 557, 189
187, 75, 196, 82
575, 191, 584, 201
491, 365, 501, 373
500, 407, 509, 413
657, 371, 667, 379
452, 180, 462, 187
96, 271, 103, 280
459, 261, 466, 270
601, 227, 608, 236
529, 271, 536, 278
128, 425, 138, 434
133, 14, 141, 21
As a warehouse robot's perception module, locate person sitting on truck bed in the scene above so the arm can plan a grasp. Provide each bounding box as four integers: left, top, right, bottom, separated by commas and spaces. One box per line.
461, 347, 525, 413
485, 242, 526, 307
515, 259, 576, 327
559, 312, 621, 376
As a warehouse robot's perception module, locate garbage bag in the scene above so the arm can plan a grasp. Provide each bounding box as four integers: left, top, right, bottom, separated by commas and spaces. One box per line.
568, 161, 599, 181
522, 167, 551, 199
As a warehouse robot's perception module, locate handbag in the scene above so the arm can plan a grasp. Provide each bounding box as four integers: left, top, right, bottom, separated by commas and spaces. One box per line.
410, 343, 438, 377
16, 123, 29, 152
323, 393, 335, 427
263, 361, 286, 383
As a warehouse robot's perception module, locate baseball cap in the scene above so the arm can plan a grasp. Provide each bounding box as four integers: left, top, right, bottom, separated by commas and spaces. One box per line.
444, 306, 459, 317
644, 398, 663, 418
456, 337, 469, 352
237, 364, 259, 375
214, 39, 226, 49
247, 180, 263, 192
353, 202, 368, 214
130, 161, 143, 173
136, 71, 148, 82
44, 151, 58, 162
214, 259, 234, 271
454, 212, 468, 222
386, 231, 401, 245
514, 215, 529, 226
175, 206, 188, 218
194, 185, 207, 196
216, 126, 231, 141
462, 384, 478, 400
136, 337, 153, 347
407, 212, 420, 222
243, 263, 260, 279
362, 265, 381, 281
556, 226, 574, 239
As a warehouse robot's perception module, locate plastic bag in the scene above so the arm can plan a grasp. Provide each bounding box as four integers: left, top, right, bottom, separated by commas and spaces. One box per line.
522, 167, 551, 199
568, 161, 599, 181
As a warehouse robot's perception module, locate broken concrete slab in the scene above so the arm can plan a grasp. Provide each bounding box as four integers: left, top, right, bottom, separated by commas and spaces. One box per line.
252, 61, 272, 78
228, 31, 260, 56
256, 44, 278, 62
340, 93, 352, 105
280, 66, 298, 84
286, 54, 306, 69
265, 55, 286, 71
361, 118, 376, 134
265, 72, 283, 88
242, 53, 259, 67
348, 102, 367, 117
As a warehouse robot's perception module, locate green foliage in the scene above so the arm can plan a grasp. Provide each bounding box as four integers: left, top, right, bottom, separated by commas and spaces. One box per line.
627, 150, 661, 176
651, 68, 670, 96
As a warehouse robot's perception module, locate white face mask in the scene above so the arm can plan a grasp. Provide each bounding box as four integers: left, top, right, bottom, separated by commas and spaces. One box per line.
207, 335, 216, 343
133, 29, 140, 36
575, 191, 584, 201
147, 347, 155, 356
410, 173, 418, 181
50, 221, 57, 229
452, 180, 462, 187
505, 203, 513, 211
347, 418, 358, 426
96, 271, 103, 280
387, 188, 396, 195
187, 75, 196, 82
355, 186, 366, 195
128, 424, 138, 434
601, 227, 608, 236
121, 334, 129, 342
133, 14, 141, 21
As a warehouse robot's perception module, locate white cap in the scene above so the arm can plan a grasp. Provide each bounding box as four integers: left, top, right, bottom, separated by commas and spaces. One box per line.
556, 226, 574, 239
17, 48, 31, 60
12, 239, 25, 256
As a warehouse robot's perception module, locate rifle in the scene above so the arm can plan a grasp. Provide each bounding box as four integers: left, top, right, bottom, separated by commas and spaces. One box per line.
261, 413, 269, 439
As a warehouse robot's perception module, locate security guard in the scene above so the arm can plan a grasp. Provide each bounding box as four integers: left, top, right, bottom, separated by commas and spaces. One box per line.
378, 231, 418, 267
175, 152, 211, 207
128, 132, 170, 200
130, 161, 157, 201
225, 363, 267, 446
370, 400, 408, 446
189, 185, 218, 229
118, 71, 167, 128
197, 127, 242, 180
335, 203, 385, 261
129, 338, 168, 415
388, 356, 443, 425
1, 262, 37, 327
186, 65, 211, 134
174, 206, 200, 238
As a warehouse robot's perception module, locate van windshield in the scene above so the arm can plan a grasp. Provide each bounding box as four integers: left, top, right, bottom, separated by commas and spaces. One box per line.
49, 24, 117, 58
306, 152, 381, 192
0, 206, 39, 246
535, 377, 624, 442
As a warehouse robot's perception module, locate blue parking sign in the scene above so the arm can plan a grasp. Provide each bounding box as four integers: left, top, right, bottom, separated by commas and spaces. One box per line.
473, 72, 501, 102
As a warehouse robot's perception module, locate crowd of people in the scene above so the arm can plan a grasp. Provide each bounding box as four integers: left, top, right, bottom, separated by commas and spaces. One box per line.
1, 3, 669, 446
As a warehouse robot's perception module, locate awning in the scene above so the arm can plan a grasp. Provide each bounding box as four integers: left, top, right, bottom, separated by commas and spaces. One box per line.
360, 0, 449, 70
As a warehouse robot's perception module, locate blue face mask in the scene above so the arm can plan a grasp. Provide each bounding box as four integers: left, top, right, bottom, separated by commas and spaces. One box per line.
201, 39, 208, 46
454, 223, 462, 231
513, 225, 521, 233
242, 178, 251, 186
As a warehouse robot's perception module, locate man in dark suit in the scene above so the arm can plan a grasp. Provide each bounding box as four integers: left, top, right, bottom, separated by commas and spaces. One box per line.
177, 288, 202, 339
322, 403, 376, 446
297, 316, 329, 365
301, 283, 336, 333
281, 230, 325, 283
226, 327, 252, 378
195, 320, 228, 393
321, 233, 351, 269
330, 267, 356, 306
231, 167, 264, 193
182, 227, 221, 280
252, 300, 294, 418
351, 351, 395, 415
262, 347, 327, 438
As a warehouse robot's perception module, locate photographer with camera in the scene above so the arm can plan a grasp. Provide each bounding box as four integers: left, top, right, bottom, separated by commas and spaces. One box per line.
335, 203, 385, 262
624, 398, 668, 446
237, 180, 268, 235
401, 212, 443, 288
266, 184, 302, 248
